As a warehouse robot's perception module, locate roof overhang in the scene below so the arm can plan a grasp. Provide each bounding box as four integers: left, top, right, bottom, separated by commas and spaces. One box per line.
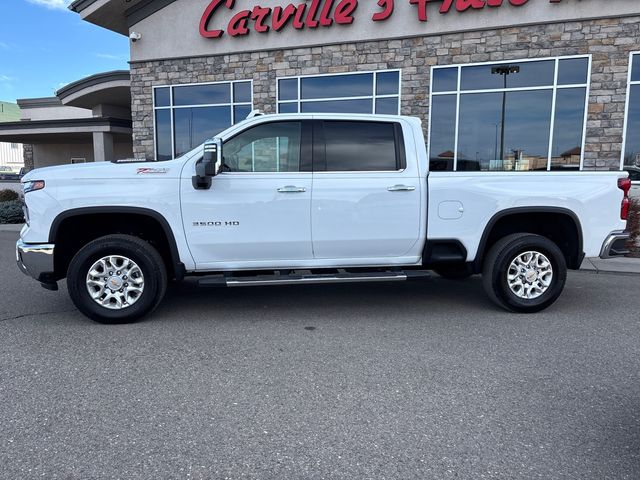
0, 118, 132, 144
69, 0, 177, 35
56, 71, 131, 109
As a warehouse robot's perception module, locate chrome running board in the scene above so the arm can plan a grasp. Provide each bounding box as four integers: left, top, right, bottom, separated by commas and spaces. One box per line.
198, 269, 430, 288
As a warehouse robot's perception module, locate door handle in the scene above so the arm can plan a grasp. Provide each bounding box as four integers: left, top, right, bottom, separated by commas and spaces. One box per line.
387, 185, 416, 192
277, 185, 306, 193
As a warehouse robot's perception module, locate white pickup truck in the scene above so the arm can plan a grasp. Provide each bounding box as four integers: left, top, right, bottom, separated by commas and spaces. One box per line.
16, 113, 631, 323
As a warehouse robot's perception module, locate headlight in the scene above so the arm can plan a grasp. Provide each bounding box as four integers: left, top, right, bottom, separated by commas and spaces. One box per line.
23, 180, 45, 194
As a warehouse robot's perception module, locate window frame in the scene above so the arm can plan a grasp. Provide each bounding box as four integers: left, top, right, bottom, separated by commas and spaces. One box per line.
428, 55, 592, 172
276, 70, 402, 115
153, 79, 254, 160
621, 51, 640, 170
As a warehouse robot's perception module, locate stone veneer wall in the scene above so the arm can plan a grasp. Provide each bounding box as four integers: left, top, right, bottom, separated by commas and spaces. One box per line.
23, 144, 34, 171
130, 16, 640, 170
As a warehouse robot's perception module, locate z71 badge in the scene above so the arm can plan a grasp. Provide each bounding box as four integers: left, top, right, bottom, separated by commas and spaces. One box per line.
137, 167, 169, 174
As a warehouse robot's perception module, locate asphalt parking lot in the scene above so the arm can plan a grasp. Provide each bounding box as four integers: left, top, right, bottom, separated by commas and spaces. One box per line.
2, 230, 640, 479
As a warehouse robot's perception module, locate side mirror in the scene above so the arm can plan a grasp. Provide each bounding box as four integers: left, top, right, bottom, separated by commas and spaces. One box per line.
192, 138, 222, 190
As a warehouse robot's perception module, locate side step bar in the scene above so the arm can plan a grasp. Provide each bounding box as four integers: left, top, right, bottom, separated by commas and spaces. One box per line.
198, 270, 430, 288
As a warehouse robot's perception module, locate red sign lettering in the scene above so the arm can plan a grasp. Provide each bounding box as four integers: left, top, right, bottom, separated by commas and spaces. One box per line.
199, 0, 551, 39
372, 0, 394, 22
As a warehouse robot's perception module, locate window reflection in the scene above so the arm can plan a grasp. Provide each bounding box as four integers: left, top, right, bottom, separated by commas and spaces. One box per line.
173, 84, 230, 106
376, 71, 400, 96
155, 110, 172, 161
278, 71, 400, 115
558, 58, 589, 86
375, 97, 399, 115
432, 67, 458, 93
223, 122, 302, 172
429, 95, 456, 171
551, 88, 586, 170
430, 57, 589, 172
302, 73, 373, 99
457, 91, 556, 172
301, 99, 372, 114
624, 84, 640, 168
153, 80, 253, 160
174, 106, 231, 157
461, 60, 554, 90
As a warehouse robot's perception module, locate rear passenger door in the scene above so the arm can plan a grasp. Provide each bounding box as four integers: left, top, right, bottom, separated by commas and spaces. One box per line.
311, 119, 422, 260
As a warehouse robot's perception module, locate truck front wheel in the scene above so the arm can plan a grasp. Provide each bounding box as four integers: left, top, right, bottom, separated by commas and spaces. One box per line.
67, 234, 168, 324
482, 233, 567, 313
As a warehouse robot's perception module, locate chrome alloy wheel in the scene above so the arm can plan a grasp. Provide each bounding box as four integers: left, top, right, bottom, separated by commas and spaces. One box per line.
86, 255, 145, 310
507, 251, 554, 300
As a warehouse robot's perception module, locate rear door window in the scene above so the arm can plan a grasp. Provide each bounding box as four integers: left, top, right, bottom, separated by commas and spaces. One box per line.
320, 121, 404, 171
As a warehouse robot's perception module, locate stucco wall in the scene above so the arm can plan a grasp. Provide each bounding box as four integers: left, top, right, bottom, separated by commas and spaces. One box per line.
130, 16, 640, 170
130, 0, 640, 62
32, 141, 133, 169
20, 105, 92, 121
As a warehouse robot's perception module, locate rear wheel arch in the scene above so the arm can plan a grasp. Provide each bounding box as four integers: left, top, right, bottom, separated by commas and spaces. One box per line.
473, 207, 584, 272
49, 207, 184, 281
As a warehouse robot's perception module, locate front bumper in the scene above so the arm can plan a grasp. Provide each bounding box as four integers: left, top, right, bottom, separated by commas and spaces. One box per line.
16, 239, 56, 284
599, 231, 630, 259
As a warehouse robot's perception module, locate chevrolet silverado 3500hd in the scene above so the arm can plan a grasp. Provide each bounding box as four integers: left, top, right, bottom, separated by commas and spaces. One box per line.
16, 114, 631, 323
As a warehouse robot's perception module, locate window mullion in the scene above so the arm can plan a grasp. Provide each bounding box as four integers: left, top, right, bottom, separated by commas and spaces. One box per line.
453, 66, 461, 172
170, 86, 175, 160
547, 58, 560, 171
581, 56, 592, 171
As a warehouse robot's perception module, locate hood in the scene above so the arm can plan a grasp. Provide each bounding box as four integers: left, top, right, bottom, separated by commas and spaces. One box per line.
22, 158, 186, 183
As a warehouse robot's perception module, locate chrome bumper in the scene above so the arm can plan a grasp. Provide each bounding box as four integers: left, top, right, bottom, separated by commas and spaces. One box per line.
599, 231, 630, 259
16, 239, 55, 282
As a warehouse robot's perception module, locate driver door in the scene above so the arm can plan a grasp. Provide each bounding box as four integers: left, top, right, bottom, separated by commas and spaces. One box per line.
181, 120, 314, 269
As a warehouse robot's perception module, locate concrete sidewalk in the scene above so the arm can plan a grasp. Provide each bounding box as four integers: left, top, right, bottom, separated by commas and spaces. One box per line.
580, 257, 640, 275
3, 223, 640, 275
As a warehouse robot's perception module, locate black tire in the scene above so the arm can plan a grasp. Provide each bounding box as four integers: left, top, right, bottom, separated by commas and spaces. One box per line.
482, 233, 567, 313
433, 263, 473, 280
67, 234, 167, 324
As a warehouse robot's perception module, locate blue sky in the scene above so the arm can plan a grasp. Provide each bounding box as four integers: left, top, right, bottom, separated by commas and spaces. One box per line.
0, 0, 129, 103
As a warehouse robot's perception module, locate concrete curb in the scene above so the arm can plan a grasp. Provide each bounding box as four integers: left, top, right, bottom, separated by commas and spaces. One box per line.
0, 224, 23, 232
580, 257, 640, 275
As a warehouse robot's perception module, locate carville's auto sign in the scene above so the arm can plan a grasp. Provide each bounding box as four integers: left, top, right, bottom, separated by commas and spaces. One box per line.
199, 0, 566, 39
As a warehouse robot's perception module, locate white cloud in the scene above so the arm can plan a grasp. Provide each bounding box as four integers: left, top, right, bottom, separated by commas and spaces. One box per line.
0, 75, 15, 82
96, 53, 127, 62
25, 0, 72, 11
0, 42, 9, 50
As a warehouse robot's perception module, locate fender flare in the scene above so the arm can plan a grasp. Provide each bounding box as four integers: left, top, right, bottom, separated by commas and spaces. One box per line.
473, 206, 585, 271
49, 206, 185, 280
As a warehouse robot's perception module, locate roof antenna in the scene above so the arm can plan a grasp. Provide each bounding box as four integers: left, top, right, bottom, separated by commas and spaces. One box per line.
247, 109, 263, 119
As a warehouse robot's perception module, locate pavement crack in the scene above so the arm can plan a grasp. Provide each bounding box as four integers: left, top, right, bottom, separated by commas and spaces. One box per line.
0, 309, 77, 323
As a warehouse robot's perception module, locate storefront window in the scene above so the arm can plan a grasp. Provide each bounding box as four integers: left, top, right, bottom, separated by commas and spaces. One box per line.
623, 53, 640, 171
429, 57, 590, 172
277, 71, 401, 115
153, 80, 253, 160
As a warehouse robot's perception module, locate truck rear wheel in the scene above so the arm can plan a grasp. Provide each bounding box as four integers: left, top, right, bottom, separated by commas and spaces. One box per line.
482, 233, 567, 313
67, 234, 167, 324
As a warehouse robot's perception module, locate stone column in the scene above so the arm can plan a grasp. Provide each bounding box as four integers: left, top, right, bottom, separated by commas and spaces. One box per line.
23, 144, 34, 170
93, 132, 114, 162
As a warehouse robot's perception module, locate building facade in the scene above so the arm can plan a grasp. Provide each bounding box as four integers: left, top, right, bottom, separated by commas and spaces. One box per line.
72, 0, 640, 172
0, 101, 24, 173
0, 72, 133, 170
